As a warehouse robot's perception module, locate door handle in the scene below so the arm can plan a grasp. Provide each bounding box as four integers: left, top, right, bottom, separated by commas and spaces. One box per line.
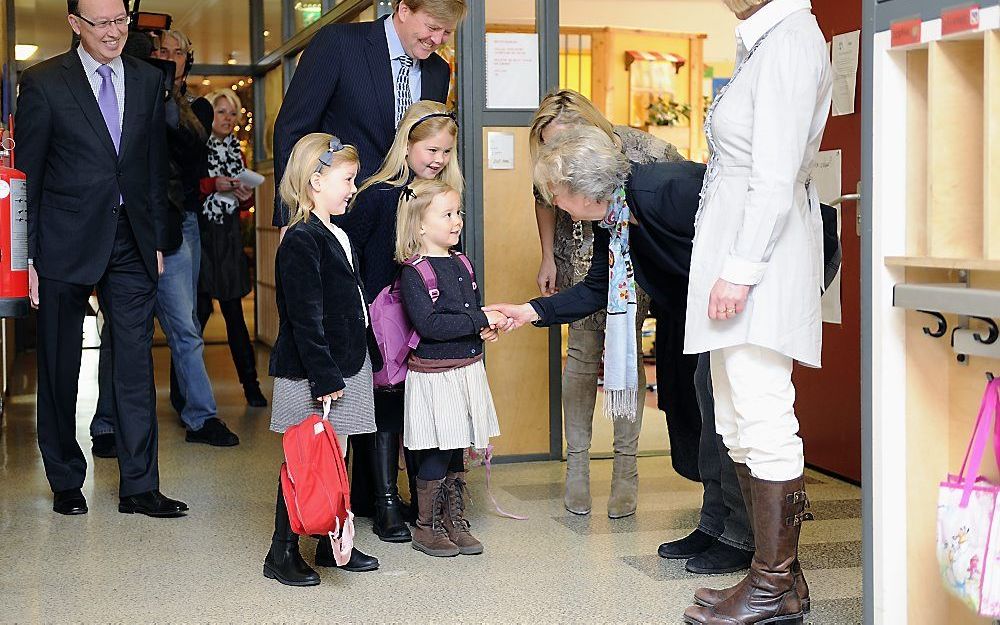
828, 182, 862, 237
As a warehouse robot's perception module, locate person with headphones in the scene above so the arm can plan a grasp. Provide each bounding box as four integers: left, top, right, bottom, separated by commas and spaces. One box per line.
89, 29, 239, 458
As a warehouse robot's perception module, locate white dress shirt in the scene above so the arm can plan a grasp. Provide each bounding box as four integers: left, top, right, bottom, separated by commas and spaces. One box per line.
684, 0, 833, 367
76, 45, 125, 129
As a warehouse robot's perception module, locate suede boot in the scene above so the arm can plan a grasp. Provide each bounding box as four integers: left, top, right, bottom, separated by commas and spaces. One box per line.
371, 432, 411, 543
562, 347, 596, 515
683, 474, 811, 625
694, 466, 810, 613
607, 413, 642, 519
263, 483, 320, 587
411, 478, 460, 557
443, 472, 483, 555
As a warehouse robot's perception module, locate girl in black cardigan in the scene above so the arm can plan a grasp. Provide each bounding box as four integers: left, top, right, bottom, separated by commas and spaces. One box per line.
396, 179, 508, 558
263, 133, 383, 587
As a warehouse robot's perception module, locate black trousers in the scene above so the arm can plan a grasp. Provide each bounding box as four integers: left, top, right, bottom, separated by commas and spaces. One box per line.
36, 211, 158, 496
196, 294, 258, 385
654, 312, 702, 482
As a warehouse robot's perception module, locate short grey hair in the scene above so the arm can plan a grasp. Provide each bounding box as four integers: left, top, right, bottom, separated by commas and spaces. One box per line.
533, 125, 630, 205
722, 0, 769, 14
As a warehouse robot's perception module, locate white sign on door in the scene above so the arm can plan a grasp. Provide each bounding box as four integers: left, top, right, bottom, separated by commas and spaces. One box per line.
485, 33, 540, 109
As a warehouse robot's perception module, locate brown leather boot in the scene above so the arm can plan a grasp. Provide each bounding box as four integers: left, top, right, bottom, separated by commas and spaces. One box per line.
443, 472, 484, 555
411, 478, 460, 558
683, 474, 811, 625
694, 465, 811, 613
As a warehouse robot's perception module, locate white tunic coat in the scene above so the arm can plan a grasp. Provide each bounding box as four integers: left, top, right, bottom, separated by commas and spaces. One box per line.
684, 0, 833, 368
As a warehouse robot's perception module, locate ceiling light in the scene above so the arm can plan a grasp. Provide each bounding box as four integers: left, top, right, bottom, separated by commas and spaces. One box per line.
15, 45, 38, 61
201, 79, 211, 86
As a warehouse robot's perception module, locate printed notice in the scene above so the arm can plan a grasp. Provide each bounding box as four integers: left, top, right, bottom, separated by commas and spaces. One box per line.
486, 33, 540, 109
10, 178, 27, 271
831, 30, 860, 116
487, 131, 515, 170
811, 150, 843, 325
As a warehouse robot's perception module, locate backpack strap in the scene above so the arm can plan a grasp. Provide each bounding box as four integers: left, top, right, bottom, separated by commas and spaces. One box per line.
451, 251, 478, 291
404, 255, 441, 302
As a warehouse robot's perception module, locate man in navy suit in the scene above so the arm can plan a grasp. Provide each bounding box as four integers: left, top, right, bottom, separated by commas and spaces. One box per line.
15, 0, 188, 517
272, 0, 466, 545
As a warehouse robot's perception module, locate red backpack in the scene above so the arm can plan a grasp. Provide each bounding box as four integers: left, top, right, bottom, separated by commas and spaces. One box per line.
280, 403, 354, 566
370, 252, 477, 388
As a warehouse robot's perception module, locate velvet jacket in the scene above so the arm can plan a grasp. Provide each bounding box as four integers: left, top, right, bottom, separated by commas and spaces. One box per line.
269, 217, 384, 397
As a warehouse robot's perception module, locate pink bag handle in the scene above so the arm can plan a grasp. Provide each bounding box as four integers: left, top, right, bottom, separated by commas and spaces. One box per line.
320, 399, 355, 565
958, 378, 1000, 508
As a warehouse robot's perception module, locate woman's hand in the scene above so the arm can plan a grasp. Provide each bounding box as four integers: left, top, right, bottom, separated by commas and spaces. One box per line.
708, 278, 751, 321
484, 309, 510, 329
317, 390, 345, 403
214, 177, 239, 193
483, 303, 539, 332
233, 183, 253, 202
537, 256, 558, 296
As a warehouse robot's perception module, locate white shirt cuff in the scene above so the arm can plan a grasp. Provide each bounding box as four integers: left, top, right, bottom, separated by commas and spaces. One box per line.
719, 254, 767, 286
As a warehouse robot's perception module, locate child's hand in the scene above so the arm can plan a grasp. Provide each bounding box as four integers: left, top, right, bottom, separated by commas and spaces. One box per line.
485, 309, 509, 329
317, 390, 345, 403
480, 326, 500, 342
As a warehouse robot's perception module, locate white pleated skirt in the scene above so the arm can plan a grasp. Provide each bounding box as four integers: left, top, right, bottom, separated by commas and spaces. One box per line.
403, 360, 501, 451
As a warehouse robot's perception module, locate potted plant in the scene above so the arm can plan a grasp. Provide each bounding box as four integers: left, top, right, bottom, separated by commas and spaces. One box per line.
645, 97, 691, 150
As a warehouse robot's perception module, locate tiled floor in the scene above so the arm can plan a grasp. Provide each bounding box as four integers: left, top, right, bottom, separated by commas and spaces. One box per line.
0, 344, 862, 623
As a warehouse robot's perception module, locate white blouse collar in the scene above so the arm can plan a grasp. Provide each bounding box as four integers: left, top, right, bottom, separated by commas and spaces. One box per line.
736, 0, 812, 49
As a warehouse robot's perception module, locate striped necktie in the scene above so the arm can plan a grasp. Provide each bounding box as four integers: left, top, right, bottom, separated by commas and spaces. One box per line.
394, 55, 414, 127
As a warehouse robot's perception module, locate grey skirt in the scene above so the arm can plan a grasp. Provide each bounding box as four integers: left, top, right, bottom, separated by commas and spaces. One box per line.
269, 354, 377, 436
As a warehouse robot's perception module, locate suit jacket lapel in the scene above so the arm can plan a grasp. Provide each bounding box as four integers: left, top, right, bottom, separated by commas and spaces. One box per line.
365, 16, 396, 139
117, 56, 141, 161
60, 51, 117, 159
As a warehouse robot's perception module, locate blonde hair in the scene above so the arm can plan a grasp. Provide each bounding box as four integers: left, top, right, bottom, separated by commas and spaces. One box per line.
529, 89, 620, 161
206, 88, 242, 114
395, 0, 468, 23
158, 29, 192, 56
534, 126, 630, 205
722, 0, 769, 14
357, 100, 464, 198
279, 133, 361, 227
395, 178, 461, 263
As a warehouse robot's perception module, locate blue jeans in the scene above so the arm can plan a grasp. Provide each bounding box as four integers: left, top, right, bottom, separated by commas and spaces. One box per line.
695, 352, 755, 552
91, 212, 216, 434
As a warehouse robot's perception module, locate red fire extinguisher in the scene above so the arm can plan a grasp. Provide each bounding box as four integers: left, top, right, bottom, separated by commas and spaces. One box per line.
0, 115, 30, 318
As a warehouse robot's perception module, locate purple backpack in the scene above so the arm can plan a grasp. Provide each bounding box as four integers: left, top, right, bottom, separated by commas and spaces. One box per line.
370, 252, 477, 389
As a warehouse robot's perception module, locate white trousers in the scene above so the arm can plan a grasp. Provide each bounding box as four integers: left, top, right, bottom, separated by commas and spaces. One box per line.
710, 344, 804, 481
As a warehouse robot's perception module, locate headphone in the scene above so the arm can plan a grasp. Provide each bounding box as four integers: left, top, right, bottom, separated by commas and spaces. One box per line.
183, 48, 194, 76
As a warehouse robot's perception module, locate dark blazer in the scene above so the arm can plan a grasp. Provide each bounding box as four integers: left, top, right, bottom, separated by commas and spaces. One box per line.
272, 15, 451, 227
530, 160, 843, 326
338, 182, 404, 303
15, 50, 169, 284
269, 217, 384, 398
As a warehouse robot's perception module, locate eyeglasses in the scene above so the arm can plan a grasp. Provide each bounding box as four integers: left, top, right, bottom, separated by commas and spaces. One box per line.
314, 137, 345, 174
74, 13, 131, 31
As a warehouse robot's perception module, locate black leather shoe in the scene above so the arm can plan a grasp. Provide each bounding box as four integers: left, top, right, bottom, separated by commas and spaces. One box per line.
685, 540, 753, 575
185, 418, 240, 447
91, 433, 117, 459
372, 432, 412, 543
243, 382, 268, 408
53, 488, 88, 515
315, 540, 380, 572
263, 541, 321, 587
658, 528, 716, 559
119, 490, 189, 517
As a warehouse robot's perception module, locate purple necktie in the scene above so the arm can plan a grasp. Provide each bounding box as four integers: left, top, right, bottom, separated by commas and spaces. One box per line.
96, 65, 120, 152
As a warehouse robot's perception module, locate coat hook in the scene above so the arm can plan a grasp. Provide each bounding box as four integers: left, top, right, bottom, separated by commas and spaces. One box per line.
988, 372, 996, 382
919, 310, 947, 338
972, 317, 1000, 345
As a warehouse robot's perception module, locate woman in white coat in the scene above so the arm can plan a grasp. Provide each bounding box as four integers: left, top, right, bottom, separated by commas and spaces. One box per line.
682, 0, 832, 624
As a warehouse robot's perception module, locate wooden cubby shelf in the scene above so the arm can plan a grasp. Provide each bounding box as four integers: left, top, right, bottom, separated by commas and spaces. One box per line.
884, 256, 1000, 271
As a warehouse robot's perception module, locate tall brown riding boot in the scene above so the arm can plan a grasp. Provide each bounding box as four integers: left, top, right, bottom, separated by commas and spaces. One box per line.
443, 472, 484, 555
694, 465, 811, 613
683, 474, 811, 625
411, 478, 460, 558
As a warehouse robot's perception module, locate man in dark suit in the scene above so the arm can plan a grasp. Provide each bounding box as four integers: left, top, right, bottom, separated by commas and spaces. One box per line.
15, 0, 188, 517
272, 0, 465, 543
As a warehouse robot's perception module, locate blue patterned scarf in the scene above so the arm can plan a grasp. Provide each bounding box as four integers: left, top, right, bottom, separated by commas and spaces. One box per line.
599, 186, 638, 421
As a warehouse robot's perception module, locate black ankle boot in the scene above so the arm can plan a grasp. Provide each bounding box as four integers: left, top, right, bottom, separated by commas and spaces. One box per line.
263, 482, 320, 587
315, 538, 380, 572
684, 540, 753, 575
372, 432, 412, 543
658, 528, 716, 559
243, 382, 267, 408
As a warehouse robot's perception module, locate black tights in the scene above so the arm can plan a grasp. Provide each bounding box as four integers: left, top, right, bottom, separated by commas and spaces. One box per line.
416, 448, 465, 481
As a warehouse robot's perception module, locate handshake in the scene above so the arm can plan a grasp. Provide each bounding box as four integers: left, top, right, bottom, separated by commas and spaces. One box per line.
477, 303, 542, 342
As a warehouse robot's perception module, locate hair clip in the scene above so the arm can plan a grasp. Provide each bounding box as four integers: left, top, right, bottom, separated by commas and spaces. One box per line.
401, 186, 417, 201
314, 136, 346, 173
409, 111, 458, 134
